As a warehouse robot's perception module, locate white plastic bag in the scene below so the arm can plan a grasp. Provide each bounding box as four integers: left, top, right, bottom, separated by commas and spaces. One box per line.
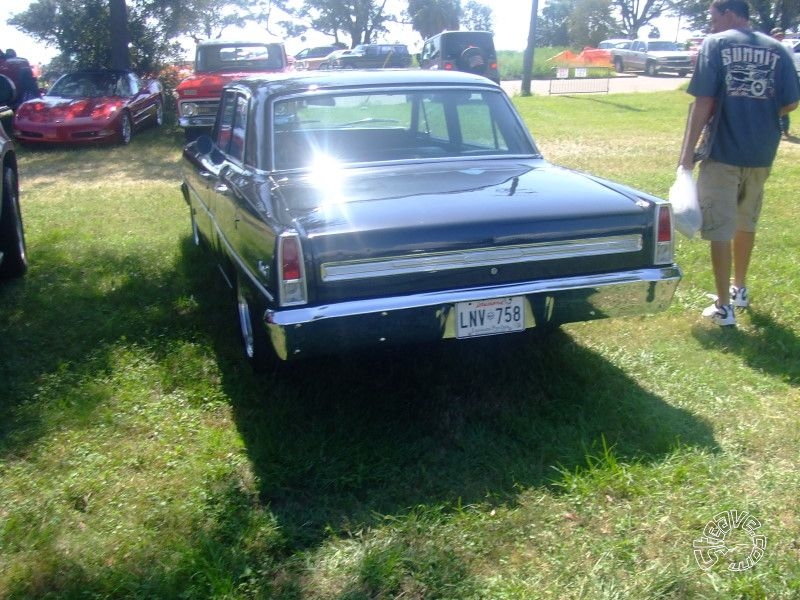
669, 167, 702, 239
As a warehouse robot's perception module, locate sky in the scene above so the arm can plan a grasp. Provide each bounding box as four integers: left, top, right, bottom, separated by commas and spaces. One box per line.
1, 0, 691, 66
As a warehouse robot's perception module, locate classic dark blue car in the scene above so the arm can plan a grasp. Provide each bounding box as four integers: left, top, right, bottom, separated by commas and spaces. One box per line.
181, 70, 681, 368
0, 97, 26, 280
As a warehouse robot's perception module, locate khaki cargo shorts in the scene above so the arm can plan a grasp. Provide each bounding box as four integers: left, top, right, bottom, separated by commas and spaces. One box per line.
697, 159, 771, 242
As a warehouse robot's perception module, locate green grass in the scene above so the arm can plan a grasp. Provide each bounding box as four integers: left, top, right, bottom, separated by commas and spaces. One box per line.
2, 92, 800, 598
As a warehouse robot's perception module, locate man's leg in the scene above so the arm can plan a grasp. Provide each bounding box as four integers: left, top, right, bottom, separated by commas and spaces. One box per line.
711, 240, 732, 305
732, 230, 755, 289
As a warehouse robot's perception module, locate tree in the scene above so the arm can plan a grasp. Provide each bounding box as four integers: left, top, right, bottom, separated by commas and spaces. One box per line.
521, 0, 538, 96
407, 0, 460, 39
109, 0, 129, 69
612, 0, 670, 37
7, 0, 282, 72
674, 0, 800, 33
292, 0, 392, 46
536, 0, 572, 46
461, 1, 492, 31
569, 0, 621, 47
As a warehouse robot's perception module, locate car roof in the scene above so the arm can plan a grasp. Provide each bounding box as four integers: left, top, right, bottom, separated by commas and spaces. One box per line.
197, 40, 283, 47
228, 69, 500, 96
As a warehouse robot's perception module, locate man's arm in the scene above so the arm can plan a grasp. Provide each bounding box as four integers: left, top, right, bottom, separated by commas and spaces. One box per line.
679, 96, 716, 170
780, 101, 799, 116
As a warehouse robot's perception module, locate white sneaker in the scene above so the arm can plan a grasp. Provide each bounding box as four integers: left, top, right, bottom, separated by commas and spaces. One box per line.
702, 301, 736, 326
730, 285, 749, 308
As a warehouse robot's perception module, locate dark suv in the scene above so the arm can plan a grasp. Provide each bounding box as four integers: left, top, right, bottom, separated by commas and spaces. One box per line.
329, 44, 412, 69
418, 31, 499, 84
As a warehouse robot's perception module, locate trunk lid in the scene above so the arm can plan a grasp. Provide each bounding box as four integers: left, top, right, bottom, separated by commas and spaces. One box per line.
275, 160, 657, 303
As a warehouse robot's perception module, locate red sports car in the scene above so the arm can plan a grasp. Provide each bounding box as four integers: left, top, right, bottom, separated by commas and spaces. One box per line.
13, 69, 164, 145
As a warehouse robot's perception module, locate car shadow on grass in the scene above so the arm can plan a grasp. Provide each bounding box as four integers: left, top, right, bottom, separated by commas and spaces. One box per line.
169, 236, 721, 550
0, 235, 719, 597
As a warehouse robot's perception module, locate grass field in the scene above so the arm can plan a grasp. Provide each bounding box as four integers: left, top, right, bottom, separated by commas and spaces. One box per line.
2, 88, 800, 599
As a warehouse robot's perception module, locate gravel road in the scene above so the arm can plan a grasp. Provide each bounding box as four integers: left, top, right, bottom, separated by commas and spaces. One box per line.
502, 74, 689, 96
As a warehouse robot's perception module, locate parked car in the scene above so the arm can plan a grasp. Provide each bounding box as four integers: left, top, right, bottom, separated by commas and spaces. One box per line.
293, 45, 341, 70
611, 39, 694, 77
782, 38, 800, 75
324, 44, 412, 69
0, 99, 26, 279
597, 38, 631, 49
13, 69, 163, 145
418, 31, 500, 84
317, 49, 355, 70
181, 70, 681, 369
174, 40, 291, 140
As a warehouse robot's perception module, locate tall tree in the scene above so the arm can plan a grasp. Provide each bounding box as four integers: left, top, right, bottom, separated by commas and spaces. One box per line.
407, 0, 460, 39
536, 0, 572, 46
569, 0, 620, 47
612, 0, 670, 37
461, 1, 492, 31
294, 0, 392, 46
109, 0, 129, 69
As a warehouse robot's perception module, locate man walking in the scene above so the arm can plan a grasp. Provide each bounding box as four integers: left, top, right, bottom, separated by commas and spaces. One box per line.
679, 0, 800, 326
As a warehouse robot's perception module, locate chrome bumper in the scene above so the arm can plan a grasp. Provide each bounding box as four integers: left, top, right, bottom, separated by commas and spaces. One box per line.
265, 266, 682, 360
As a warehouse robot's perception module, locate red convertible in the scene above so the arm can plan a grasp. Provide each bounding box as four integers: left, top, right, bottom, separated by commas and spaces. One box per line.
13, 69, 164, 145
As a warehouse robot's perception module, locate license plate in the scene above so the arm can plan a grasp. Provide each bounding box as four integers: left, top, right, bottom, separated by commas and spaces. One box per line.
455, 296, 525, 339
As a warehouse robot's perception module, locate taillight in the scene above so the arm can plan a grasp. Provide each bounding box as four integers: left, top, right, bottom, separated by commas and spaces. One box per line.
277, 233, 307, 306
655, 204, 674, 264
443, 62, 454, 70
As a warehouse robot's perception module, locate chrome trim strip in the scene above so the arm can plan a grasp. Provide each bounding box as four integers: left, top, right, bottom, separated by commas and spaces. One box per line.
269, 266, 681, 326
321, 235, 643, 282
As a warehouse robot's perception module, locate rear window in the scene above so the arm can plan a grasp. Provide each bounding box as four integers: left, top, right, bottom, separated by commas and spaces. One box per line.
270, 88, 535, 170
196, 44, 285, 72
440, 32, 496, 60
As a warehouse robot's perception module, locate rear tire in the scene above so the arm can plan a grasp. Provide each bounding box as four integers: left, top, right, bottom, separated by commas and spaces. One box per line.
0, 164, 27, 279
614, 57, 625, 73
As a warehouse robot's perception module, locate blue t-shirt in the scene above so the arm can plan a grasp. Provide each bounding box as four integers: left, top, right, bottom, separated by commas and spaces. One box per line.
688, 28, 800, 167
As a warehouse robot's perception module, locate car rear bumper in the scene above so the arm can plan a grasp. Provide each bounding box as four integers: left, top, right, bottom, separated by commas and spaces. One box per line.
264, 265, 682, 360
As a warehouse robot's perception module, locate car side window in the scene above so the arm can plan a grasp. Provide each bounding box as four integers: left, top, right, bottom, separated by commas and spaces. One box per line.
229, 95, 248, 162
116, 75, 131, 96
457, 93, 509, 151
418, 96, 448, 142
216, 91, 237, 154
128, 74, 140, 95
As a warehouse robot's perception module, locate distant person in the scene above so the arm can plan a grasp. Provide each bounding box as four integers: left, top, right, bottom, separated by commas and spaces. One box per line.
771, 28, 791, 136
678, 0, 800, 327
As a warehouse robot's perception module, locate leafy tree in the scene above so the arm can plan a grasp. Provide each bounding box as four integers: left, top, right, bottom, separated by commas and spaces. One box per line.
292, 0, 392, 47
406, 0, 460, 39
612, 0, 670, 37
536, 0, 572, 46
674, 0, 799, 33
461, 1, 492, 31
569, 0, 620, 46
